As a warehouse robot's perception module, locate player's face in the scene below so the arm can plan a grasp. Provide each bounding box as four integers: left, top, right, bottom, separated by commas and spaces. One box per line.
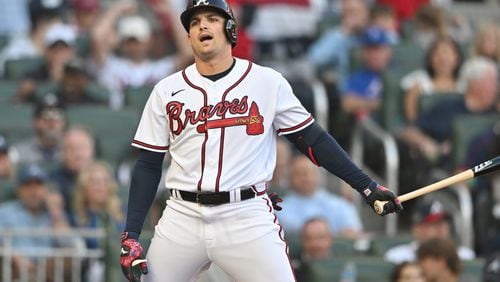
188, 10, 231, 61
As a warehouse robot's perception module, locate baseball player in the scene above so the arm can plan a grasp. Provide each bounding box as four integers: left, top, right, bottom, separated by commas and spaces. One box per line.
119, 0, 403, 281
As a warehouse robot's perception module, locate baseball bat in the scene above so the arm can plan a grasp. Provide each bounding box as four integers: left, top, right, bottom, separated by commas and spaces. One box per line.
374, 156, 500, 215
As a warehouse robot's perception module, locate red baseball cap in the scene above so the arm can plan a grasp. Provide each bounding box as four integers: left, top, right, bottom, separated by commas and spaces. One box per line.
73, 0, 100, 11
412, 200, 451, 224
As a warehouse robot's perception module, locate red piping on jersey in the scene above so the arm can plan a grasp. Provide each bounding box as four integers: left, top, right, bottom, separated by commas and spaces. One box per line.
215, 61, 253, 192
132, 140, 169, 151
277, 115, 314, 134
182, 69, 209, 191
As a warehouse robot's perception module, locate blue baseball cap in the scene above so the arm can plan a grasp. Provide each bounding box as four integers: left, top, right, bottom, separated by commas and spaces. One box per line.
17, 165, 48, 186
361, 26, 391, 46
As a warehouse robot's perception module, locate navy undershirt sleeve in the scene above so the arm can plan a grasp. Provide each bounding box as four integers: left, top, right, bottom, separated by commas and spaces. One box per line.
285, 122, 374, 192
124, 149, 165, 237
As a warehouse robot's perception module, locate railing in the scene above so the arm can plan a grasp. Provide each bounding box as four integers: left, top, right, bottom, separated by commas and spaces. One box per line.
350, 115, 399, 236
0, 228, 106, 282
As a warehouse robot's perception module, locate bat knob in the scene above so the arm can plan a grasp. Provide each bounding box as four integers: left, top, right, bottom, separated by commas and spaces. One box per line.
373, 200, 387, 215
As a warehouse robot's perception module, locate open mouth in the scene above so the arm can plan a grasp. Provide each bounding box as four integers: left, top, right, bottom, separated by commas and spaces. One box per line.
199, 34, 213, 42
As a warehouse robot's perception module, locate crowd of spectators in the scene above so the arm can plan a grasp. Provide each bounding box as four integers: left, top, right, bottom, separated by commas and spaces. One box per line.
0, 0, 499, 281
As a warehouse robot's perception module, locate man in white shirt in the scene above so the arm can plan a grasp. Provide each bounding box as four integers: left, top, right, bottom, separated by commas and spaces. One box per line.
385, 199, 475, 264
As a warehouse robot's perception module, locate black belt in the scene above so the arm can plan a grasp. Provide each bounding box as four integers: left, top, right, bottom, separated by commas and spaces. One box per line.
170, 188, 257, 206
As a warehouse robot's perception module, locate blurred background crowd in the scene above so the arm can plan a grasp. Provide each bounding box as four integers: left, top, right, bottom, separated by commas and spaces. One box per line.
0, 0, 499, 281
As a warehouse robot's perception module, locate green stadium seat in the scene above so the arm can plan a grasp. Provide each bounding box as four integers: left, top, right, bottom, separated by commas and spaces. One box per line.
391, 42, 425, 75
381, 69, 406, 132
370, 233, 413, 257
36, 82, 109, 105
462, 259, 485, 282
287, 234, 356, 260
0, 80, 19, 104
4, 57, 44, 80
124, 85, 153, 111
452, 114, 499, 167
67, 106, 140, 166
0, 104, 33, 142
0, 35, 8, 50
309, 256, 393, 282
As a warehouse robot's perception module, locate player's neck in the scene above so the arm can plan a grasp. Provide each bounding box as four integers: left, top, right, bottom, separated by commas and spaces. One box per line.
195, 51, 234, 76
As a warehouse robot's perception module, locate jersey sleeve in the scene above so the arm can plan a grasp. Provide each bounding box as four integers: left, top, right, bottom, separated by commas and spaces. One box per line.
132, 86, 170, 152
273, 75, 314, 135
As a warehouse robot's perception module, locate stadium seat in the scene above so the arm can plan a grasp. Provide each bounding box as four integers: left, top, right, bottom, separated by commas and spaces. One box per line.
4, 57, 44, 80
0, 80, 19, 104
391, 42, 424, 75
0, 104, 33, 142
0, 35, 8, 50
370, 233, 413, 256
452, 113, 499, 167
309, 256, 393, 282
124, 85, 153, 110
36, 82, 109, 105
381, 69, 406, 132
286, 234, 356, 259
67, 106, 140, 166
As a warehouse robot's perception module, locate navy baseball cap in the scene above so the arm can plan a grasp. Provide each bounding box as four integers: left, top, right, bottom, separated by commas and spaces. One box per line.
17, 165, 48, 185
361, 26, 391, 46
34, 94, 65, 119
412, 200, 451, 225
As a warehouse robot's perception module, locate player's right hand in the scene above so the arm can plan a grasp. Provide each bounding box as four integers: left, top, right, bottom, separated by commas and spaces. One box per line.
120, 232, 148, 282
361, 183, 403, 216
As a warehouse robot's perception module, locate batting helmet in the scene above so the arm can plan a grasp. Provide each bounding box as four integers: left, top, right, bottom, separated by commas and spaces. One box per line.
180, 0, 237, 47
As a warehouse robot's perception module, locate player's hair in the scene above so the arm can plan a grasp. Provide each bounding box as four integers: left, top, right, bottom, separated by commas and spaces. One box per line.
73, 161, 124, 226
416, 238, 462, 276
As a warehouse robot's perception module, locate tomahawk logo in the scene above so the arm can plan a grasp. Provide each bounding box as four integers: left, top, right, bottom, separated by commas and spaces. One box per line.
474, 160, 492, 174
195, 0, 209, 6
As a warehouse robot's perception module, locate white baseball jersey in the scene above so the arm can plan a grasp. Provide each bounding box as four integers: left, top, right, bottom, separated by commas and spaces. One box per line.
132, 58, 313, 193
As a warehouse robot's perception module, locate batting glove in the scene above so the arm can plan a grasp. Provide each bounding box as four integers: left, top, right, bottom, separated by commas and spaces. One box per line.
120, 232, 148, 282
361, 183, 403, 216
269, 192, 283, 211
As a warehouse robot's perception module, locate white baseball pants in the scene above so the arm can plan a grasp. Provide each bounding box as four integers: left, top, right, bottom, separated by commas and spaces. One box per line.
142, 194, 295, 282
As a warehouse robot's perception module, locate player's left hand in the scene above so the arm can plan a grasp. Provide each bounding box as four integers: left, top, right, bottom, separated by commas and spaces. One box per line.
120, 232, 148, 282
269, 192, 283, 211
361, 183, 403, 216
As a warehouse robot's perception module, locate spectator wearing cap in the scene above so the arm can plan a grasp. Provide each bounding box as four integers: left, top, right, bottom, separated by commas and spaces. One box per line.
15, 22, 79, 103
0, 0, 67, 79
91, 0, 192, 109
72, 0, 101, 35
11, 95, 66, 168
0, 134, 16, 199
53, 58, 107, 106
340, 25, 393, 117
384, 199, 475, 264
0, 164, 77, 280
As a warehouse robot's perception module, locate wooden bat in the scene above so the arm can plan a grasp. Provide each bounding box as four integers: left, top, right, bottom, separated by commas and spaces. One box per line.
374, 156, 500, 215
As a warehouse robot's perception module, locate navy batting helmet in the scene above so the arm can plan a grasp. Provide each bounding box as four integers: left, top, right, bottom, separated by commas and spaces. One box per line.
180, 0, 237, 47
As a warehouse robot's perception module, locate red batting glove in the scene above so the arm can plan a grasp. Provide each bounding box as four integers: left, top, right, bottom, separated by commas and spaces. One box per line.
120, 232, 148, 282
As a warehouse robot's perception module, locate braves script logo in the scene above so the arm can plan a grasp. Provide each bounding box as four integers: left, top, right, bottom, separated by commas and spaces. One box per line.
473, 160, 492, 174
166, 96, 263, 135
